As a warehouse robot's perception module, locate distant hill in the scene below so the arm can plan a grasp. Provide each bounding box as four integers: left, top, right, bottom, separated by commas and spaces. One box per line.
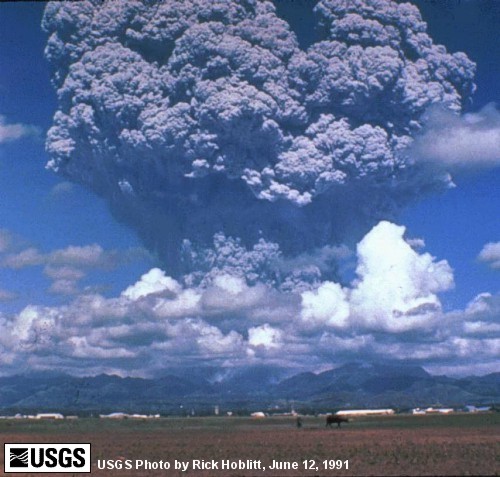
274, 362, 431, 398
0, 363, 498, 415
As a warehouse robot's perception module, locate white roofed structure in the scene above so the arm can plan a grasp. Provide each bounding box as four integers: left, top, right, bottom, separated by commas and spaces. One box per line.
35, 413, 64, 419
336, 409, 395, 416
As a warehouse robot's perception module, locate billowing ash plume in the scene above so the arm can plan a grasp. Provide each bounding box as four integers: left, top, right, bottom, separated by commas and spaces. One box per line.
43, 0, 475, 283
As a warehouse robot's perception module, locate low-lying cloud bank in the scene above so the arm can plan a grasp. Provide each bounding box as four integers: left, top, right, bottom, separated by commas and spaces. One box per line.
0, 221, 497, 377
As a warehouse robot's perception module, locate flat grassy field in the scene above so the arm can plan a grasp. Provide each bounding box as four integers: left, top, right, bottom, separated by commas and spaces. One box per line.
1, 413, 498, 476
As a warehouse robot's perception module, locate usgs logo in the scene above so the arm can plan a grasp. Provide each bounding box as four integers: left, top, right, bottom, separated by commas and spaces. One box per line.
4, 443, 91, 473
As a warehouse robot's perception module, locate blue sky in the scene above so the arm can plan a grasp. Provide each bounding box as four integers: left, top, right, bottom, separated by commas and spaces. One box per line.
0, 1, 498, 377
402, 0, 500, 310
0, 2, 154, 311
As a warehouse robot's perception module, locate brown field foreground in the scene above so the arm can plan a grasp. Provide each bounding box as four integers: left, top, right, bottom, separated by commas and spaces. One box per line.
0, 413, 498, 476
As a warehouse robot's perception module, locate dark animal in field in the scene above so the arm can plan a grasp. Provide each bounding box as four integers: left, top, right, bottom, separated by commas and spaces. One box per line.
326, 415, 349, 428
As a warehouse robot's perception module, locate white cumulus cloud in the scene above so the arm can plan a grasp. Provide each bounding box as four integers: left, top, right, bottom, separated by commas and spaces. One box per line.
349, 221, 454, 331
478, 241, 500, 270
301, 221, 454, 332
122, 268, 182, 300
0, 115, 40, 143
301, 281, 350, 328
248, 324, 283, 350
412, 104, 500, 168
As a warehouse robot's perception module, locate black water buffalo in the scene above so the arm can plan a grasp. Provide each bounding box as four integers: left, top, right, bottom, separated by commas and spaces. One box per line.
325, 414, 349, 428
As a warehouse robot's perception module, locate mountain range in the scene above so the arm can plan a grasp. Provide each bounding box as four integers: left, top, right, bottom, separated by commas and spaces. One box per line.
1, 363, 498, 415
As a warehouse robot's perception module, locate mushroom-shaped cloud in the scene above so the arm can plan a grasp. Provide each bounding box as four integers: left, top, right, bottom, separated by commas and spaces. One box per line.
43, 0, 475, 282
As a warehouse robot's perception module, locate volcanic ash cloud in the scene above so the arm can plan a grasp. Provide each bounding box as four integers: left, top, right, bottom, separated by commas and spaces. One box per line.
43, 0, 475, 287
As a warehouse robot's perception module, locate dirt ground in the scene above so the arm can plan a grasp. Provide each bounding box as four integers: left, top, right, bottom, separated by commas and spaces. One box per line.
1, 414, 498, 476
